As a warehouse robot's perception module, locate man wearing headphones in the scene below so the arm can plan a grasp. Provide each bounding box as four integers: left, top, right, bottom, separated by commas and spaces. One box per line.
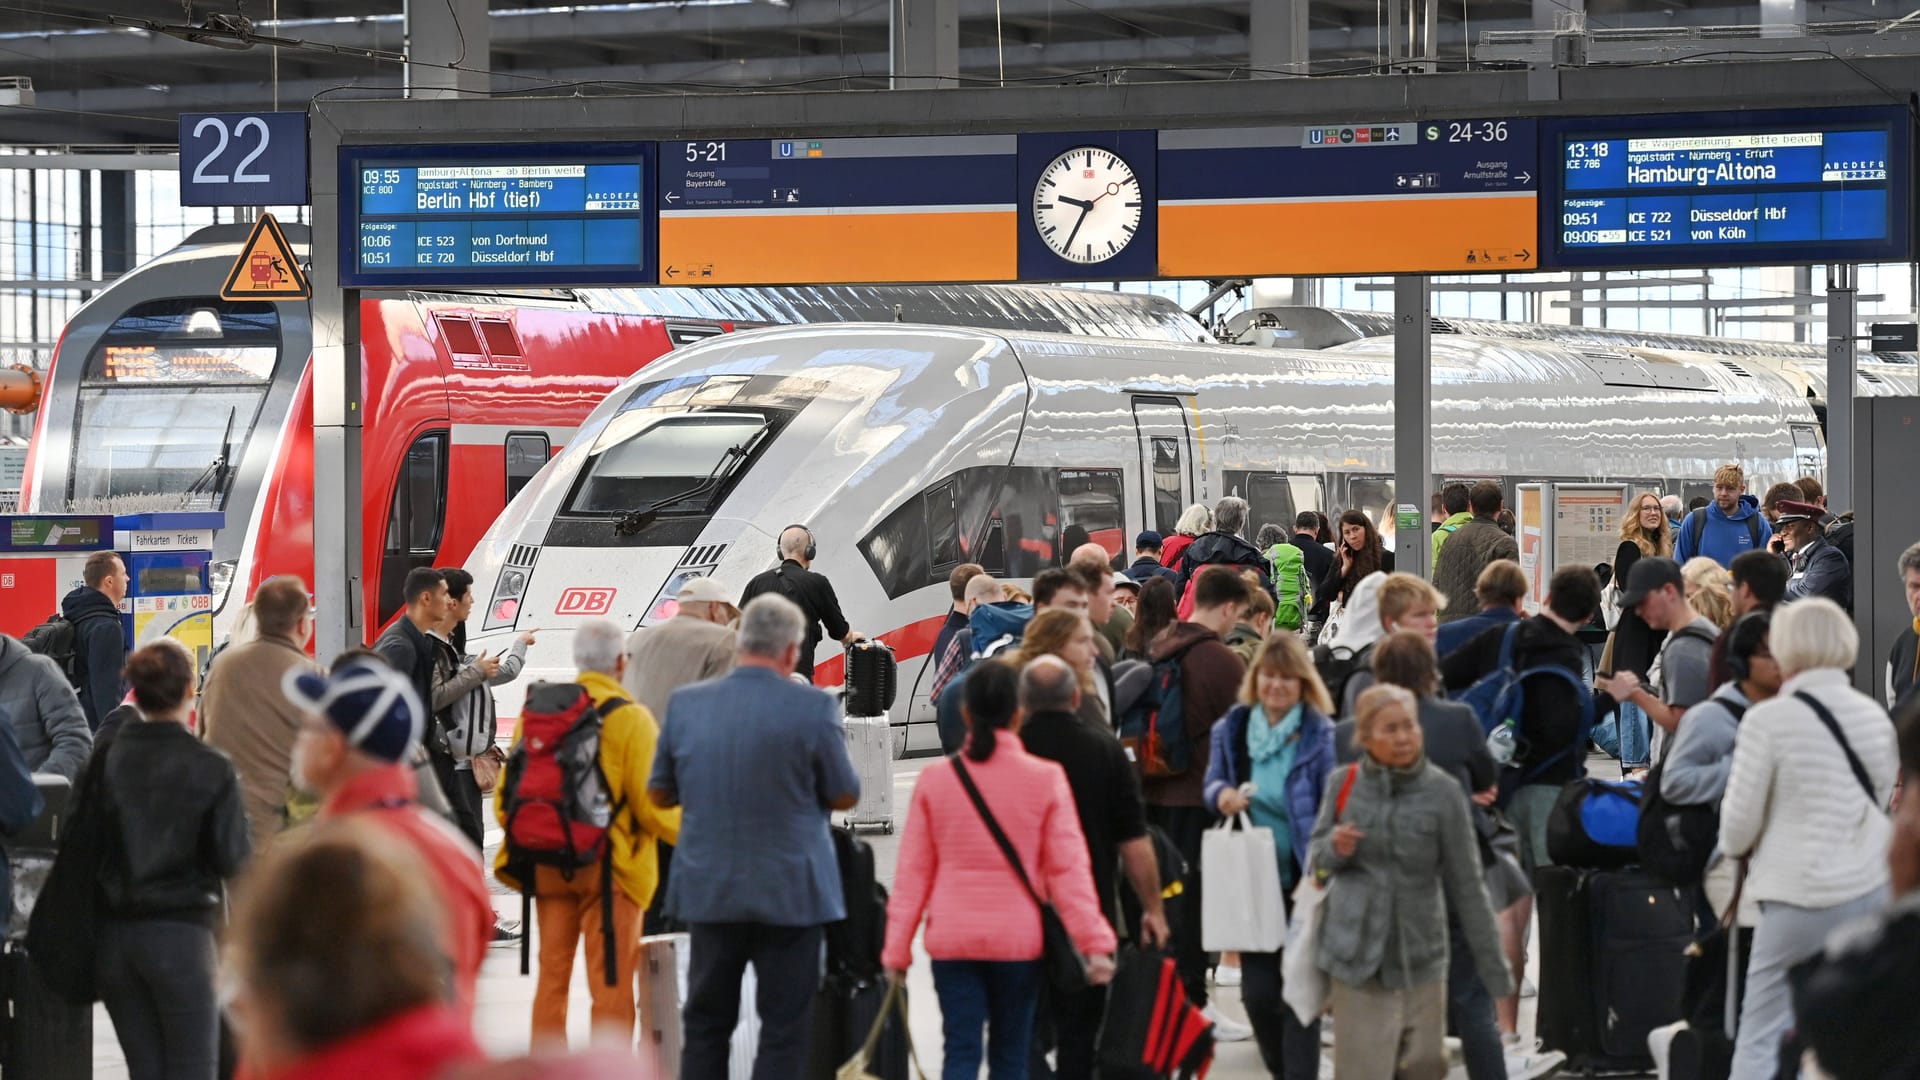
739, 524, 862, 682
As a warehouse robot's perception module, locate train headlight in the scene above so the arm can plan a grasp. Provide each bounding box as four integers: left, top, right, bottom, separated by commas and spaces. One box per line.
483, 568, 528, 631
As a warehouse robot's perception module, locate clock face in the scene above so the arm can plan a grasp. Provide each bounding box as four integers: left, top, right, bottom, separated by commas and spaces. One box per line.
1031, 147, 1144, 265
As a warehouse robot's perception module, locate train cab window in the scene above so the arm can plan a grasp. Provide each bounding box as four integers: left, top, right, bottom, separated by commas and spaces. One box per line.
504, 433, 550, 502
1059, 469, 1124, 561
378, 432, 448, 627
548, 408, 786, 547
70, 298, 280, 508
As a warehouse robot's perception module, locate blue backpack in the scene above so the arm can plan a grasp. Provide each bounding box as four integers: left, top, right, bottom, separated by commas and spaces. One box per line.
1119, 643, 1198, 780
1451, 621, 1596, 796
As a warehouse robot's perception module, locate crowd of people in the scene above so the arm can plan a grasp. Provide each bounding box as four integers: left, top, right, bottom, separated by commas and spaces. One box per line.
0, 459, 1913, 1080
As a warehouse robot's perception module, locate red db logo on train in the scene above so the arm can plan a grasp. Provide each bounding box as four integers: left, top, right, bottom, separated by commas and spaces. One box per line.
555, 587, 616, 616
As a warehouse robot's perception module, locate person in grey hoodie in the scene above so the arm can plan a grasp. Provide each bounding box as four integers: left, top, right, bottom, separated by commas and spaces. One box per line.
0, 633, 93, 781
1309, 684, 1512, 1080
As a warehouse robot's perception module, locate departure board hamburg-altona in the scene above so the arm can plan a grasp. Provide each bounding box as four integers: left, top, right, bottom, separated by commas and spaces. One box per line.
1543, 108, 1912, 269
341, 144, 654, 286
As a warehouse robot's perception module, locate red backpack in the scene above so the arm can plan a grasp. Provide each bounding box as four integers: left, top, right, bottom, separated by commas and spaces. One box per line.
500, 681, 626, 982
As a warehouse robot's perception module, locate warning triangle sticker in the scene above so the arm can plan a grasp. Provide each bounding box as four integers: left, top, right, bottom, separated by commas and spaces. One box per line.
220, 213, 310, 301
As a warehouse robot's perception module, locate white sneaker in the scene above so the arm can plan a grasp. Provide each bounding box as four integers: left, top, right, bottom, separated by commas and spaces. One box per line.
1504, 1040, 1565, 1080
1215, 964, 1243, 988
1520, 977, 1537, 999
1322, 1017, 1336, 1047
1200, 1004, 1253, 1042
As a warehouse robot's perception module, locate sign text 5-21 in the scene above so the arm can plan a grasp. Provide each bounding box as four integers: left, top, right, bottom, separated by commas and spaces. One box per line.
179, 112, 309, 207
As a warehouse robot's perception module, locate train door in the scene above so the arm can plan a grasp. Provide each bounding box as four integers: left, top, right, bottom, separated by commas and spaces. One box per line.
377, 431, 449, 627
1131, 397, 1194, 536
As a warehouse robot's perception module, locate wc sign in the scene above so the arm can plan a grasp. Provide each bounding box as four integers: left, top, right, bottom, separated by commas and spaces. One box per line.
555, 587, 616, 616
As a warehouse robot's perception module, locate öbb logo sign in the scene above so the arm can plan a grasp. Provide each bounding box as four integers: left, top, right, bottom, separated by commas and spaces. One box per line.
554, 587, 616, 616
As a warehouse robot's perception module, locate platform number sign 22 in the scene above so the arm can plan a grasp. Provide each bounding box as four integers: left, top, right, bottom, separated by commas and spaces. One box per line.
178, 112, 309, 208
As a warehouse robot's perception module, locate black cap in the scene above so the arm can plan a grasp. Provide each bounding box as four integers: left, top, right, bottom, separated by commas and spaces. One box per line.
1622, 556, 1685, 609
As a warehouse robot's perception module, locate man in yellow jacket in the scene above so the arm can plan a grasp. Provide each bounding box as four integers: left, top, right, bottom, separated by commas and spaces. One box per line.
495, 619, 681, 1050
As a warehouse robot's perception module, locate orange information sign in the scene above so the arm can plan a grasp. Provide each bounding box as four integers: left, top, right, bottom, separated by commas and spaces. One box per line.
220, 213, 310, 300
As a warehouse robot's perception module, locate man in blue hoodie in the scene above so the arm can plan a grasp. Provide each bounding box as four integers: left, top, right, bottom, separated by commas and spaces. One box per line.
1674, 463, 1772, 569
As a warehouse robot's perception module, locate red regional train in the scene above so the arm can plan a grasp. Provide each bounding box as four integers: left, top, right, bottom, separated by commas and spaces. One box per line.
15, 223, 1208, 642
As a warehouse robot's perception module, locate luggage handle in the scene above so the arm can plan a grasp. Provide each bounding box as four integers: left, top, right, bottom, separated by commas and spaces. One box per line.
839, 979, 927, 1080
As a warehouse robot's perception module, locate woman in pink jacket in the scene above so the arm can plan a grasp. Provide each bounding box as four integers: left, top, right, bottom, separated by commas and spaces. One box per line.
883, 661, 1118, 1078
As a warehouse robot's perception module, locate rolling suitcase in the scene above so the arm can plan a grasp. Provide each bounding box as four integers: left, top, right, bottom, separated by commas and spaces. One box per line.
636, 932, 761, 1079
0, 942, 90, 1080
807, 974, 910, 1080
6, 774, 68, 940
842, 713, 895, 834
1536, 865, 1692, 1074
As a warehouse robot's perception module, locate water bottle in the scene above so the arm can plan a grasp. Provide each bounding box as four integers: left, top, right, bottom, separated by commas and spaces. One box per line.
1487, 719, 1518, 765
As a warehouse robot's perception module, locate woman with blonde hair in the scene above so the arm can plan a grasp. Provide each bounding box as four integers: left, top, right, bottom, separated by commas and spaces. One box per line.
1161, 504, 1213, 570
1202, 633, 1336, 1078
1683, 557, 1735, 630
1601, 491, 1678, 771
1009, 609, 1108, 725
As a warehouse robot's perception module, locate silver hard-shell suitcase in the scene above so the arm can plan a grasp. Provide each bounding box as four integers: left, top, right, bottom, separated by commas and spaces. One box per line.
842, 713, 895, 833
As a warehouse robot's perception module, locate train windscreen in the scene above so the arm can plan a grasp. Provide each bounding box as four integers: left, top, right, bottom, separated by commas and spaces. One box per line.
68, 299, 279, 508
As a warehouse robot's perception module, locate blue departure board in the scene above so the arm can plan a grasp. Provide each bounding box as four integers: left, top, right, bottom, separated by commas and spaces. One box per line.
339, 143, 654, 286
1541, 108, 1911, 269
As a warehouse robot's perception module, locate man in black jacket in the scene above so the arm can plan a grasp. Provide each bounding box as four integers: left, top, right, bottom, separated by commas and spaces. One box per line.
61, 550, 129, 731
374, 567, 454, 821
1018, 656, 1167, 1079
1774, 500, 1851, 611
738, 525, 861, 681
1287, 511, 1335, 635
1440, 563, 1605, 873
1173, 496, 1274, 600
1890, 541, 1920, 711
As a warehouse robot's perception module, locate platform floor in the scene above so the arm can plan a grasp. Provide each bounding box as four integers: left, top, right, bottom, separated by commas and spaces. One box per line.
90, 756, 1589, 1079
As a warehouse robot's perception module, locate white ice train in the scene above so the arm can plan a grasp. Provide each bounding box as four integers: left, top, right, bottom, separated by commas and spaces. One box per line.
462, 321, 1824, 753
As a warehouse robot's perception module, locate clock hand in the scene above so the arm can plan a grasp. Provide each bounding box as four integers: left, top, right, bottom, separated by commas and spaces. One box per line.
1089, 182, 1123, 205
1057, 195, 1095, 210
1061, 204, 1093, 252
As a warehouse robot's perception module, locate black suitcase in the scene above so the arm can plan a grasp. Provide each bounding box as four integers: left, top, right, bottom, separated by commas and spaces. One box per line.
807, 975, 909, 1080
1535, 866, 1692, 1073
845, 640, 899, 717
0, 942, 91, 1080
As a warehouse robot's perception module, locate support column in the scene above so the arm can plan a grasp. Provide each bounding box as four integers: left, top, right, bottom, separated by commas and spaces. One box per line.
309, 118, 364, 655
98, 170, 137, 278
891, 0, 959, 90
1249, 0, 1310, 76
405, 0, 490, 98
1825, 265, 1857, 514
1394, 276, 1435, 579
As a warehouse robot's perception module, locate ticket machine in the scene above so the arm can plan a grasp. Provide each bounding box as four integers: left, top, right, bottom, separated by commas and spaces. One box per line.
0, 514, 117, 639
115, 512, 223, 669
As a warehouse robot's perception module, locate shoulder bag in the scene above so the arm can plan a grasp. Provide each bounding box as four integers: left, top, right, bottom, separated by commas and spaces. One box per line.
1793, 692, 1883, 811
949, 756, 1089, 996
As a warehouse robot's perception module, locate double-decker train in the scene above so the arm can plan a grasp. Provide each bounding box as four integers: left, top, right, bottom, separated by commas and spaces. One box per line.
461, 321, 1828, 752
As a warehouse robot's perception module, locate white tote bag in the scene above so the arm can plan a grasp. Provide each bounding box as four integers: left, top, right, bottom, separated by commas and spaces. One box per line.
1281, 764, 1358, 1027
1280, 862, 1332, 1026
1200, 812, 1287, 953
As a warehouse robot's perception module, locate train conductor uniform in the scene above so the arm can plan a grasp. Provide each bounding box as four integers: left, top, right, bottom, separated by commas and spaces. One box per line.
739, 525, 861, 681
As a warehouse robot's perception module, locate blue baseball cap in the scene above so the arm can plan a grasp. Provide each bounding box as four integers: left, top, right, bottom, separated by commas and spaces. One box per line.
282, 660, 425, 763
1136, 530, 1164, 549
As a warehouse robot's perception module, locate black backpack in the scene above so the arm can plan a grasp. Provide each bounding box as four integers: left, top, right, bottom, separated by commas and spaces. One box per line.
1637, 697, 1747, 886
1312, 640, 1374, 714
1825, 515, 1855, 568
1687, 508, 1763, 558
20, 612, 109, 691
825, 825, 888, 982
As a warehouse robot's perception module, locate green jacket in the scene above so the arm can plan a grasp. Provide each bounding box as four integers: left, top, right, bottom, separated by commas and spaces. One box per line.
1308, 756, 1513, 996
1431, 511, 1474, 567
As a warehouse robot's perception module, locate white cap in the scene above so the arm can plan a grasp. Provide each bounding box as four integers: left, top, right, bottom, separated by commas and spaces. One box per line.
1113, 572, 1141, 591
675, 577, 731, 604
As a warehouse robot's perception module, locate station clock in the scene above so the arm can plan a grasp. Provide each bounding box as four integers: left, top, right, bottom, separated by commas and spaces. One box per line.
1030, 147, 1144, 265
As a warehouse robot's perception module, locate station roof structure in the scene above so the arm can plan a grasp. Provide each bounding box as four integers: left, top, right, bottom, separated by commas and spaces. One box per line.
2, 0, 1915, 145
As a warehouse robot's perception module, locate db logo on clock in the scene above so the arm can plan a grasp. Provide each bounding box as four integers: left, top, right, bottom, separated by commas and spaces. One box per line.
555, 587, 616, 616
